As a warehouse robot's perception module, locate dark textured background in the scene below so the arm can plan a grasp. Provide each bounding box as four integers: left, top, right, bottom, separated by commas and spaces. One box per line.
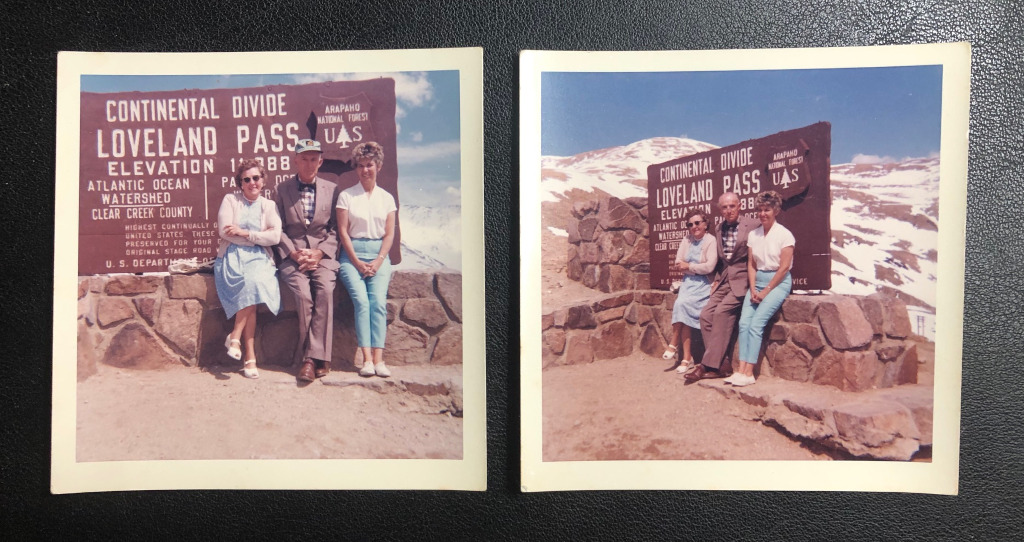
3, 0, 1022, 539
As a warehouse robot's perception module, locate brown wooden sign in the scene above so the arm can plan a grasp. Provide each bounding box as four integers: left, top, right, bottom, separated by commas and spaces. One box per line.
79, 78, 399, 275
646, 122, 832, 290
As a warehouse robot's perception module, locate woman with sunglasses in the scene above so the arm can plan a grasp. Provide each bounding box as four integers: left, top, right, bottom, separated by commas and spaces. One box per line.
664, 209, 718, 373
214, 159, 283, 379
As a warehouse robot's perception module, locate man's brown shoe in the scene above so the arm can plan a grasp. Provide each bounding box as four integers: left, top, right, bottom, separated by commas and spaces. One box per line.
297, 358, 316, 382
315, 359, 331, 378
684, 365, 725, 382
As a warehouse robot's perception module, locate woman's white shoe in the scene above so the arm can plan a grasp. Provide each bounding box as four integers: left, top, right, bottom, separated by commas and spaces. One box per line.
224, 336, 242, 361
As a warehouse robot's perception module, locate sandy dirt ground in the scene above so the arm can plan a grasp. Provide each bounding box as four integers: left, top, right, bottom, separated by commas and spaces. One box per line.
77, 363, 462, 462
543, 352, 838, 461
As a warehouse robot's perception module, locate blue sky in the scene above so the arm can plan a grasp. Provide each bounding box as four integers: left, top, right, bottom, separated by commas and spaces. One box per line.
541, 66, 942, 164
83, 71, 462, 207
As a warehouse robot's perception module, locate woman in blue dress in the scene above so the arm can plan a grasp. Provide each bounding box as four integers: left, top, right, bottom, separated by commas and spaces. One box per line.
214, 159, 282, 379
663, 209, 718, 374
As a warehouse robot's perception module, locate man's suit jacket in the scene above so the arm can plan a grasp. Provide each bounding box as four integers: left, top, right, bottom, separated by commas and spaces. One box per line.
274, 175, 342, 272
713, 215, 760, 297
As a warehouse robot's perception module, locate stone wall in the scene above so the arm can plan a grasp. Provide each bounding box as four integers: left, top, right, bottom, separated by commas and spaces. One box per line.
566, 196, 652, 293
77, 270, 462, 381
541, 290, 918, 393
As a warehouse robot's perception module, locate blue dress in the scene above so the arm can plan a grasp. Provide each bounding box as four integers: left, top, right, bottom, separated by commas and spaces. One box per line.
214, 199, 281, 319
671, 237, 712, 327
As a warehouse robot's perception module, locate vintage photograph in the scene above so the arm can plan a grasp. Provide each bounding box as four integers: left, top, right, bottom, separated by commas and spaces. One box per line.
53, 49, 485, 492
520, 44, 968, 492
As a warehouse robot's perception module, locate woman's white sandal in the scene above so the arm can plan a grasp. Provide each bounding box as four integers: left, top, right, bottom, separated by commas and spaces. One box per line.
661, 344, 678, 360
241, 359, 259, 379
225, 336, 242, 360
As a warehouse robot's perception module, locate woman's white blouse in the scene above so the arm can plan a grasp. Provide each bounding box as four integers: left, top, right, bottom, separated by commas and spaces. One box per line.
748, 222, 795, 271
336, 183, 397, 239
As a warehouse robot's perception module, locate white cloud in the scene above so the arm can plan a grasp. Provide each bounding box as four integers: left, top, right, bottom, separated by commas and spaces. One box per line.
291, 72, 433, 108
397, 140, 461, 165
411, 132, 424, 143
851, 153, 897, 165
445, 186, 460, 197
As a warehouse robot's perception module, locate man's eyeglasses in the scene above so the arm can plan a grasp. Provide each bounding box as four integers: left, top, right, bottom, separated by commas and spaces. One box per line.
685, 220, 704, 227
242, 175, 262, 184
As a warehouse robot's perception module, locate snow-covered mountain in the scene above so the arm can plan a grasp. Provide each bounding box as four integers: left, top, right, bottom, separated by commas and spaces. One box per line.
541, 137, 939, 339
541, 137, 718, 203
397, 204, 461, 271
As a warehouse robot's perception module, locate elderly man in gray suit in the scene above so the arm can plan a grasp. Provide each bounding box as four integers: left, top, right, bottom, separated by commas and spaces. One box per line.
686, 192, 760, 381
274, 139, 342, 383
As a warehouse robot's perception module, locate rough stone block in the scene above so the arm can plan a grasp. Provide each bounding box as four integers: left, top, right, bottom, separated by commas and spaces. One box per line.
790, 323, 826, 352
567, 217, 581, 244
634, 273, 651, 290
567, 246, 583, 281
597, 231, 627, 263
595, 306, 627, 324
591, 320, 634, 359
386, 300, 401, 324
435, 273, 462, 323
582, 265, 600, 289
624, 303, 653, 326
651, 308, 674, 343
811, 347, 845, 389
621, 238, 650, 266
857, 295, 885, 335
833, 400, 921, 450
875, 339, 905, 362
133, 297, 158, 326
770, 341, 813, 382
552, 309, 567, 328
387, 271, 435, 299
638, 291, 668, 306
592, 292, 634, 311
565, 304, 598, 329
577, 242, 601, 265
402, 298, 450, 333
879, 295, 913, 339
572, 199, 598, 219
102, 323, 178, 369
564, 331, 594, 365
77, 320, 98, 381
154, 299, 203, 359
104, 276, 163, 296
541, 312, 555, 331
841, 350, 880, 392
597, 265, 633, 293
578, 217, 601, 242
769, 322, 789, 341
818, 296, 874, 350
384, 320, 431, 365
78, 295, 95, 325
78, 279, 88, 299
781, 296, 821, 323
96, 297, 135, 328
876, 385, 933, 446
624, 196, 647, 209
622, 229, 638, 246
639, 323, 666, 357
544, 328, 566, 356
431, 323, 462, 365
165, 274, 218, 305
597, 196, 645, 233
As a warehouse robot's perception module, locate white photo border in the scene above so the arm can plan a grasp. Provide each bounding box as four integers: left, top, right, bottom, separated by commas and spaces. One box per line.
519, 43, 968, 493
52, 48, 485, 493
